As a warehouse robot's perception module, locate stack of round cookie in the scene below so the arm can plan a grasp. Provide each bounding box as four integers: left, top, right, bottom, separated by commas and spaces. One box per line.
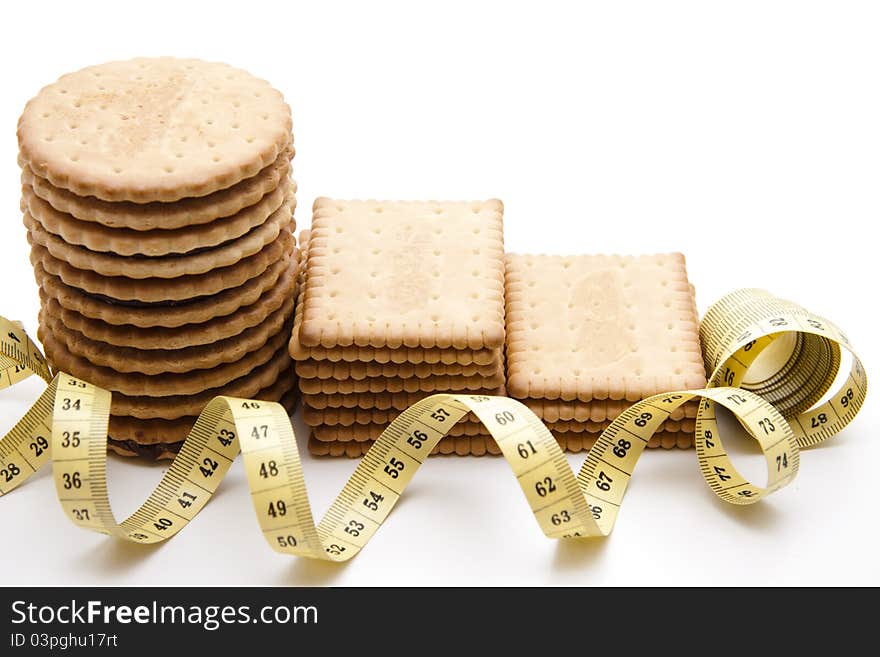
17, 58, 299, 459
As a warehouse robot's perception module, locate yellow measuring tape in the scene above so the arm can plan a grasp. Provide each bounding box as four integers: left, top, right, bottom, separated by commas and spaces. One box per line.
0, 289, 867, 560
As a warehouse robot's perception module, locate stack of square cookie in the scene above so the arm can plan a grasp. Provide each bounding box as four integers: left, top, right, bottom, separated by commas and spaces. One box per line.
290, 199, 507, 457
505, 253, 707, 450
17, 58, 299, 459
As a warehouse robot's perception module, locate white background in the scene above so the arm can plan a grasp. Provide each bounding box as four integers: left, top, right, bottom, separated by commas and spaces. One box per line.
0, 1, 877, 586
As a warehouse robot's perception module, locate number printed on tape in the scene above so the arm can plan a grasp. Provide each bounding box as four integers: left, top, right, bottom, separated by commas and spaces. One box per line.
0, 289, 868, 560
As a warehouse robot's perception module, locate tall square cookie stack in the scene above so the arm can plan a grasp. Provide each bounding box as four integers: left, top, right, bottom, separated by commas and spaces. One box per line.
17, 58, 299, 459
290, 199, 507, 456
505, 253, 707, 450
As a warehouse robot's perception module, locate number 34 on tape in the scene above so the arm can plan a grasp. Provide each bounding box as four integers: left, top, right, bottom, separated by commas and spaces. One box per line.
0, 289, 868, 561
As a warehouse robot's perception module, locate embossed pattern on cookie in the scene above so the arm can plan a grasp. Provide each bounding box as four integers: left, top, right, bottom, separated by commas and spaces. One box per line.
505, 253, 706, 401
301, 199, 505, 350
18, 58, 292, 202
504, 253, 706, 450
290, 211, 505, 456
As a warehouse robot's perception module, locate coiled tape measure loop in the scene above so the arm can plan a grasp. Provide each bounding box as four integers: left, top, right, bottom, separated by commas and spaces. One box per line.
0, 289, 867, 561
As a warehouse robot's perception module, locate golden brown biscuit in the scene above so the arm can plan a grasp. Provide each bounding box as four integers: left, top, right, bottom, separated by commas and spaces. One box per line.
294, 357, 501, 381
311, 419, 488, 442
35, 252, 295, 328
302, 401, 489, 427
522, 397, 699, 423
505, 253, 707, 402
298, 366, 504, 395
300, 198, 505, 350
308, 434, 501, 458
41, 295, 294, 374
553, 430, 694, 451
546, 417, 695, 434
21, 148, 292, 232
39, 317, 292, 396
288, 241, 498, 364
18, 58, 292, 202
38, 258, 298, 349
25, 196, 293, 277
90, 345, 292, 419
108, 381, 299, 458
302, 385, 506, 411
29, 228, 293, 302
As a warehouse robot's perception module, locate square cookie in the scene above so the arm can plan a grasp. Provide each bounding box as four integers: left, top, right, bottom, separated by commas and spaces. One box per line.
523, 398, 698, 423
309, 434, 500, 457
505, 253, 706, 402
299, 199, 505, 350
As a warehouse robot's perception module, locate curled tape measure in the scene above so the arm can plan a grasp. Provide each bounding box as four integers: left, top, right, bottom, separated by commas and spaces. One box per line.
0, 289, 867, 561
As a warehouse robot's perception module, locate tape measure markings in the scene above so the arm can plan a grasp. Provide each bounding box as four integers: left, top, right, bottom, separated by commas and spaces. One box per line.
0, 289, 868, 561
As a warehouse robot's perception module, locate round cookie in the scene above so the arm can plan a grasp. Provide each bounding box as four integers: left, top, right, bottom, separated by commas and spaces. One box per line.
41, 294, 294, 374
108, 375, 299, 459
25, 197, 294, 278
38, 317, 292, 396
18, 58, 292, 202
34, 252, 295, 327
20, 148, 293, 231
106, 345, 293, 419
22, 178, 294, 256
38, 259, 297, 349
29, 228, 293, 302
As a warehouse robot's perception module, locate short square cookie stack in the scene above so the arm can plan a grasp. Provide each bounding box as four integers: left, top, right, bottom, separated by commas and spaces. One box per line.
290, 199, 507, 456
17, 58, 300, 459
505, 253, 707, 450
